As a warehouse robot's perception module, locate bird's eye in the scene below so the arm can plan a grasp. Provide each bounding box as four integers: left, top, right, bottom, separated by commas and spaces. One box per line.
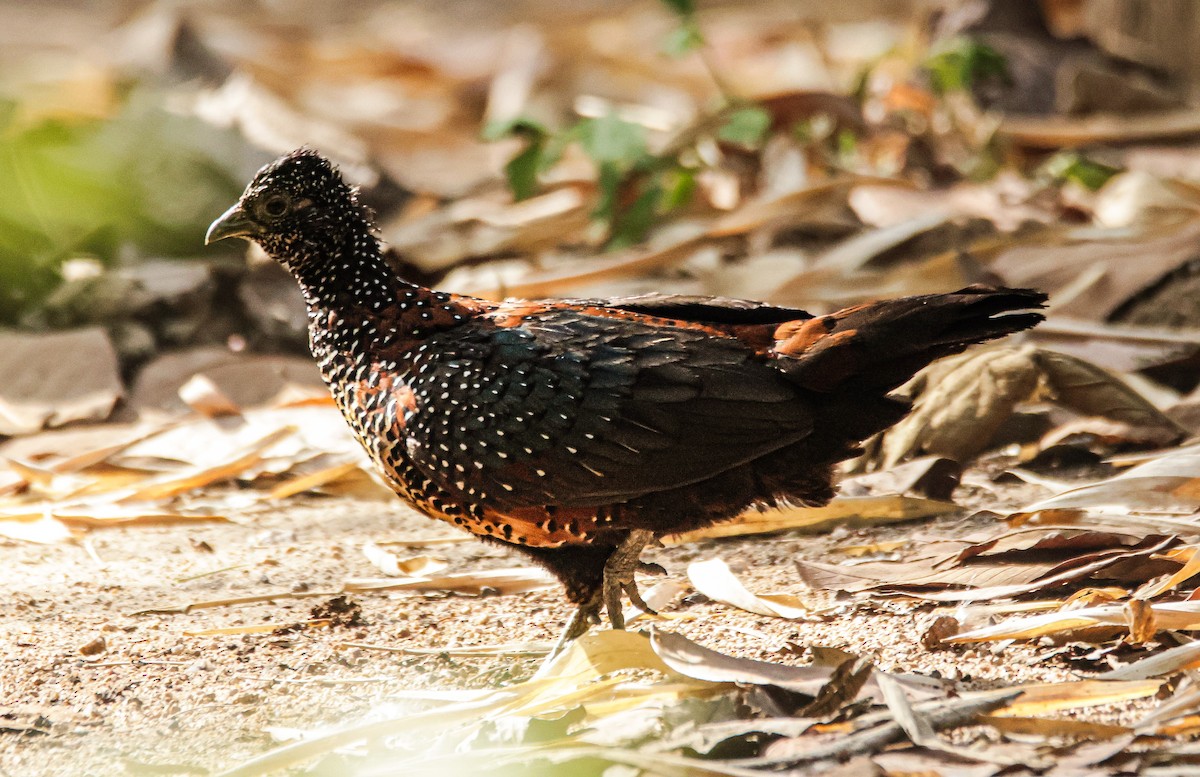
261, 196, 290, 218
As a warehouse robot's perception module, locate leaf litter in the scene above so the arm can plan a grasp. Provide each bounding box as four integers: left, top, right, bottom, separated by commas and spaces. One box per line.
10, 1, 1200, 775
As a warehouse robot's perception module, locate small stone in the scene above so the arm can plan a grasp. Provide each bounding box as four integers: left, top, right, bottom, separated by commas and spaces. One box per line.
921, 615, 960, 650
78, 636, 107, 656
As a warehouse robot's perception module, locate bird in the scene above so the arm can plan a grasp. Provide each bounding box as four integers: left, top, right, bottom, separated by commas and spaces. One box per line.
207, 148, 1046, 651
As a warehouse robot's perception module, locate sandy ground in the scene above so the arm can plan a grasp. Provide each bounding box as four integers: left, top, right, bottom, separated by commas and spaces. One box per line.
0, 476, 1138, 777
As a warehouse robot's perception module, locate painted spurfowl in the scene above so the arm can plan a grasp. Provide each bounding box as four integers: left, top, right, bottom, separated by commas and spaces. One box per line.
207, 149, 1046, 649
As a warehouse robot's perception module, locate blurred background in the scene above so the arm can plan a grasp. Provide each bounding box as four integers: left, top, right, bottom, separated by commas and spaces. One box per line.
3, 0, 1200, 427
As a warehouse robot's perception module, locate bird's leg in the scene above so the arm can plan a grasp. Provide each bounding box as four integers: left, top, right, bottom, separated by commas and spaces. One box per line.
603, 529, 656, 631
547, 589, 601, 660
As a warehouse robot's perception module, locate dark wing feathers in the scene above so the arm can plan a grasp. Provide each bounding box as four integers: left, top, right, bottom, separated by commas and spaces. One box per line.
595, 292, 813, 326
399, 286, 1044, 512
401, 309, 813, 510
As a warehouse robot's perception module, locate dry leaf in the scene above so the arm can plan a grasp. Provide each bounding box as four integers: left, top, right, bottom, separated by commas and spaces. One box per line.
686, 559, 809, 619
868, 346, 1041, 470
1034, 349, 1185, 443
666, 495, 957, 544
343, 566, 555, 596
177, 374, 242, 418
950, 601, 1200, 643
0, 328, 122, 436
360, 542, 447, 578
1014, 442, 1200, 520
650, 629, 833, 695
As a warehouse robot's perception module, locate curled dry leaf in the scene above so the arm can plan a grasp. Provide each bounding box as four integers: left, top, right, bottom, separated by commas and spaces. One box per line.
360, 542, 447, 578
1096, 641, 1200, 681
1013, 442, 1200, 521
1033, 349, 1186, 444
862, 345, 1184, 471
866, 346, 1041, 471
686, 558, 810, 619
949, 600, 1200, 643
650, 629, 833, 695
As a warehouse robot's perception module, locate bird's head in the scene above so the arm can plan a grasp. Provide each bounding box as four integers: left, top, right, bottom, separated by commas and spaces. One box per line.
206, 148, 370, 263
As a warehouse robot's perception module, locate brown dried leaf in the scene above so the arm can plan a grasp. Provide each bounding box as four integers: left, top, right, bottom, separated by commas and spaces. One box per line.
999, 108, 1200, 148
950, 601, 1200, 643
990, 679, 1162, 717
867, 346, 1041, 471
1031, 317, 1200, 375
990, 220, 1200, 322
266, 459, 363, 500
1013, 443, 1200, 520
120, 426, 295, 501
0, 328, 122, 436
1034, 349, 1185, 443
1096, 641, 1200, 681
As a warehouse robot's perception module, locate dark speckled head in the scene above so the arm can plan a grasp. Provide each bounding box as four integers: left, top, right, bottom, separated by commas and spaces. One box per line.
206, 148, 372, 274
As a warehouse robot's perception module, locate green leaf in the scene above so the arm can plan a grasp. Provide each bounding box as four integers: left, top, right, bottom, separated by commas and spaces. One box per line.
924, 37, 1009, 95
607, 182, 662, 251
578, 111, 646, 165
662, 21, 704, 58
717, 107, 771, 148
482, 116, 548, 142
503, 141, 544, 201
592, 160, 624, 224
660, 166, 696, 212
1042, 151, 1121, 191
659, 0, 695, 17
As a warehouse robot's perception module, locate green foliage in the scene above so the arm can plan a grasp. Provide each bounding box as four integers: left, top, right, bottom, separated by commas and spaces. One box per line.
658, 0, 704, 58
717, 106, 771, 148
924, 37, 1009, 96
1041, 151, 1121, 191
0, 90, 246, 323
577, 111, 647, 164
662, 22, 704, 58
485, 118, 550, 201
658, 0, 695, 18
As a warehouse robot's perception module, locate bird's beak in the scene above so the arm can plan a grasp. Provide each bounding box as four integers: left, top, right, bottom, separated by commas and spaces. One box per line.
205, 204, 258, 245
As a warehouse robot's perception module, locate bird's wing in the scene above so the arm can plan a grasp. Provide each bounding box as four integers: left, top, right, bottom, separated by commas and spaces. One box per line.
578, 292, 814, 326
399, 309, 814, 510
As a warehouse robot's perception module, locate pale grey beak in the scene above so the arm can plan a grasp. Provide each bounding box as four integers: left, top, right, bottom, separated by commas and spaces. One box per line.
205, 203, 258, 245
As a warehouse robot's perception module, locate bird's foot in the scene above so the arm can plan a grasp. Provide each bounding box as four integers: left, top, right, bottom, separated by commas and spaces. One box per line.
547, 592, 602, 660
544, 530, 658, 662
603, 529, 657, 631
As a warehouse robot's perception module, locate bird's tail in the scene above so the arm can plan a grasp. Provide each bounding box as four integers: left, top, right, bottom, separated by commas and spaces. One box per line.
773, 286, 1047, 394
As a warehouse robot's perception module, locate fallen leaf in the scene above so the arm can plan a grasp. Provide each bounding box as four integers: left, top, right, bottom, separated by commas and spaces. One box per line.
1014, 443, 1200, 520
650, 629, 833, 694
360, 542, 447, 577
866, 346, 1041, 470
343, 566, 556, 596
687, 559, 809, 619
666, 495, 957, 544
0, 328, 122, 435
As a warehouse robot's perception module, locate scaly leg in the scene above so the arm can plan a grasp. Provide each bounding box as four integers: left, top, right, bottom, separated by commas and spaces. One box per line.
545, 530, 660, 660
547, 589, 602, 659
603, 529, 656, 631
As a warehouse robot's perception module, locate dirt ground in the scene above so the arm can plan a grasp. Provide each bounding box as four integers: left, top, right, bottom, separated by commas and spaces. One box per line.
0, 471, 1138, 777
